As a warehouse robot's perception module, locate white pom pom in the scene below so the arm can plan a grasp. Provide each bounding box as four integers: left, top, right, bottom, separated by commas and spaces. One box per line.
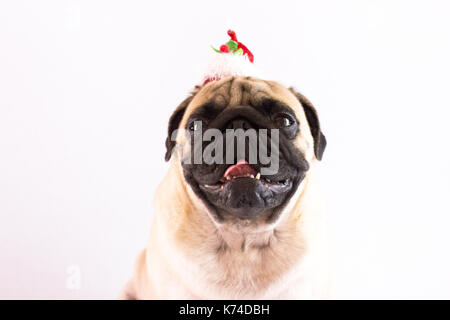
197, 52, 262, 85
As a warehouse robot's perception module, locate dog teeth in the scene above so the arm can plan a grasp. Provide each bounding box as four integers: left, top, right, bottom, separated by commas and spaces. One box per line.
224, 174, 262, 180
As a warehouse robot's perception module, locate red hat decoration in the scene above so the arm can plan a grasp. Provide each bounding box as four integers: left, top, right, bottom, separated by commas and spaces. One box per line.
201, 30, 259, 85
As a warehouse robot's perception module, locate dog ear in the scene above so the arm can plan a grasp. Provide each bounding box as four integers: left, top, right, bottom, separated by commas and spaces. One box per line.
289, 88, 327, 160
165, 87, 199, 161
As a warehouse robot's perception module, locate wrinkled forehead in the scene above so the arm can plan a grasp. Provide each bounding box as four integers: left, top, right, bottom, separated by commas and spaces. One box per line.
180, 76, 304, 127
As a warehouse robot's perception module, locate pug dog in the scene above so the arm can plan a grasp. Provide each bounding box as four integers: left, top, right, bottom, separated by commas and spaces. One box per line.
120, 76, 330, 299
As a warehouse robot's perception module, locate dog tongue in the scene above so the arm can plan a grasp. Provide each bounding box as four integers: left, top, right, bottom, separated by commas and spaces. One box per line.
223, 159, 257, 179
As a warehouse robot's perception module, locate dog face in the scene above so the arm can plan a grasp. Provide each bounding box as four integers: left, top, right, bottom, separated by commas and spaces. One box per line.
165, 77, 326, 226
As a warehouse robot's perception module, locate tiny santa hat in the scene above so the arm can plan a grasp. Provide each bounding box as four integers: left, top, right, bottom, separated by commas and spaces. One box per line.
199, 30, 262, 86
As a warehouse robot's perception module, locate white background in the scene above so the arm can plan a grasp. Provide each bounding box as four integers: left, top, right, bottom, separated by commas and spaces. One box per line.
1, 0, 449, 299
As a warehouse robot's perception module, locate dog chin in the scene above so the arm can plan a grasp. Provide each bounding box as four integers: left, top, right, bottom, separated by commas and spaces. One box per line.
200, 176, 294, 219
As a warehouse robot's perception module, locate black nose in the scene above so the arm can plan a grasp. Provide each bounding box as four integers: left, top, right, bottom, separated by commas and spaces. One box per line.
227, 118, 253, 130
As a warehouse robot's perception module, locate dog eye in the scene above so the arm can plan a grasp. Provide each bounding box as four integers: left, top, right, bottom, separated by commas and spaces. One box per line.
188, 120, 202, 132
273, 114, 294, 128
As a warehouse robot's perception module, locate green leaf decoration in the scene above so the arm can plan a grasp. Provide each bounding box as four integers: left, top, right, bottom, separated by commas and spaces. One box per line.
233, 48, 244, 55
211, 45, 221, 53
226, 40, 238, 51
